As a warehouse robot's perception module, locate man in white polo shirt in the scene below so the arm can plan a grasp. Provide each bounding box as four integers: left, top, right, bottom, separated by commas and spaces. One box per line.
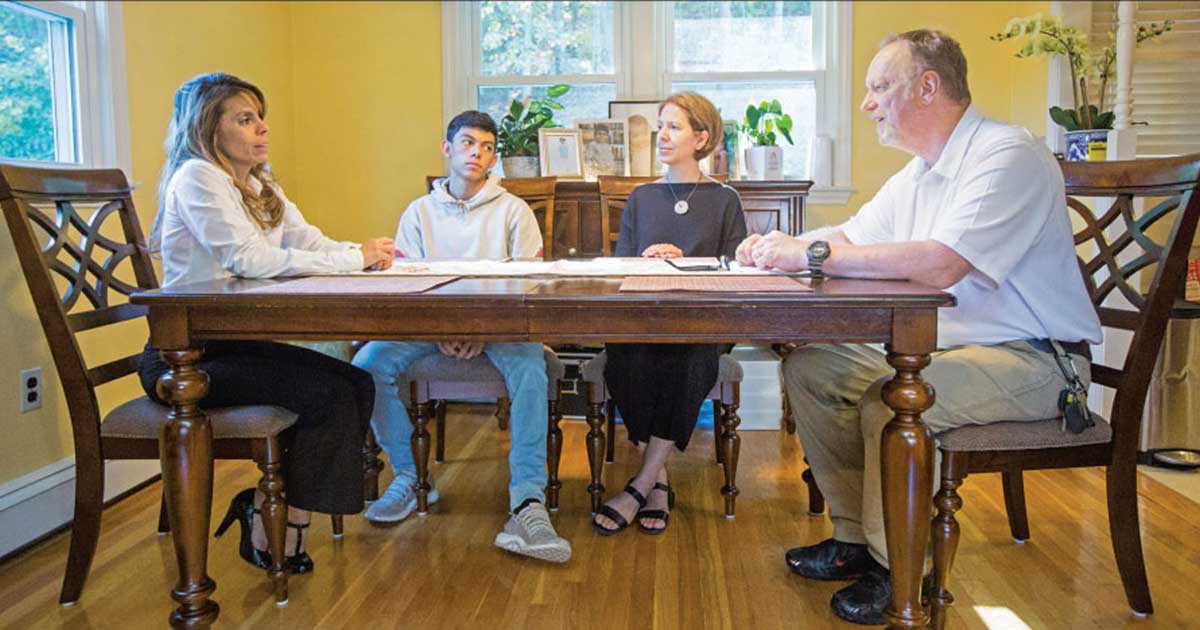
735, 30, 1102, 625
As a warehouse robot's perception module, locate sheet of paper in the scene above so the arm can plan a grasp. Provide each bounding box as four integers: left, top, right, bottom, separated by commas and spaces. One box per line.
338, 257, 791, 277
244, 276, 459, 294
618, 275, 813, 292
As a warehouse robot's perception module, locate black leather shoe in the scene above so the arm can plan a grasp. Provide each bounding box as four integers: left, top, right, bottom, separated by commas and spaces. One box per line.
830, 560, 937, 626
785, 538, 872, 580
830, 558, 891, 625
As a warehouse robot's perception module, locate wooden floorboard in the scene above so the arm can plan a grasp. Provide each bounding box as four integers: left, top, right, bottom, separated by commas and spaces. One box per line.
1, 402, 1198, 629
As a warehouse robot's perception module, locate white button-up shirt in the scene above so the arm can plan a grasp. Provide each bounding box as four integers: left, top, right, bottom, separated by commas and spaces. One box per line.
158, 159, 363, 289
842, 106, 1102, 348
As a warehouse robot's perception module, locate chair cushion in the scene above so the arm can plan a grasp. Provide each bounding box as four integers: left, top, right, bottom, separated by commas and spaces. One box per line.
406, 347, 565, 397
580, 350, 744, 384
937, 415, 1112, 452
100, 396, 298, 440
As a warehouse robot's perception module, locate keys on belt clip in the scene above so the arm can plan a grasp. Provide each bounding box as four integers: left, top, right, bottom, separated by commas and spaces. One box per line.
1050, 340, 1093, 434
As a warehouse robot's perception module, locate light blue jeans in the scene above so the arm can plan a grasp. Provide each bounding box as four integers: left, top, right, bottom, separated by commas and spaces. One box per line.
352, 341, 548, 511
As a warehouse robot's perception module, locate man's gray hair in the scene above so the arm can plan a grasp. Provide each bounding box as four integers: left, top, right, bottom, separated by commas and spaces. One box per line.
880, 29, 972, 104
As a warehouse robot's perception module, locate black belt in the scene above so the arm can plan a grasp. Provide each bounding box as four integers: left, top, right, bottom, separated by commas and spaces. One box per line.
1025, 338, 1091, 360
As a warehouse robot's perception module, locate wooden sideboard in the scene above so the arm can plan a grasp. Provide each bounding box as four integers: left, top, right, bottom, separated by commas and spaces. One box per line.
545, 180, 812, 259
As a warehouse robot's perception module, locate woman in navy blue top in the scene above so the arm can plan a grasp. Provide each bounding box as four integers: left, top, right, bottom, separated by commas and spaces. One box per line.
592, 92, 747, 537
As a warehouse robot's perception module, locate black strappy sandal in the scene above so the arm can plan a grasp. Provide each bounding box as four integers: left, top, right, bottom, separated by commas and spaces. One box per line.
592, 478, 647, 536
636, 482, 675, 535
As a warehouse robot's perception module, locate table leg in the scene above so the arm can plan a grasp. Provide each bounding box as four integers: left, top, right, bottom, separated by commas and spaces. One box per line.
157, 348, 219, 629
880, 349, 935, 630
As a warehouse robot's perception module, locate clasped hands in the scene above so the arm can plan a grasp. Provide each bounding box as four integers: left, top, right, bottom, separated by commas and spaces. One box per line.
361, 237, 395, 271
438, 341, 485, 360
735, 231, 808, 272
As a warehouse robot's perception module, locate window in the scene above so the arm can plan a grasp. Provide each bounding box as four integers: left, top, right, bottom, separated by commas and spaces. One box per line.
443, 0, 852, 201
1089, 1, 1200, 157
0, 1, 129, 170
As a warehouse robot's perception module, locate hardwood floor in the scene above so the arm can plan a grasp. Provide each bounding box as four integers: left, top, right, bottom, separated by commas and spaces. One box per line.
2, 403, 1198, 629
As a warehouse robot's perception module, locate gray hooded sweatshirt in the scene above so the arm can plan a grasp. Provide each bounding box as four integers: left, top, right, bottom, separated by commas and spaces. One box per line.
394, 173, 543, 259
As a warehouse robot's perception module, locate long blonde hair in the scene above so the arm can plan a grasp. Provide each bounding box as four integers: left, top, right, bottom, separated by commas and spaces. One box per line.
150, 72, 284, 252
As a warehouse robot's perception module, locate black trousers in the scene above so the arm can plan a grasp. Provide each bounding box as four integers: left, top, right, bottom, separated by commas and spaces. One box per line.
139, 340, 373, 515
604, 343, 720, 451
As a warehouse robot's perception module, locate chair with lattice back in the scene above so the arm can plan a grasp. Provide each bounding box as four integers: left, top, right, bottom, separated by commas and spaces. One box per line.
0, 163, 334, 605
926, 154, 1200, 629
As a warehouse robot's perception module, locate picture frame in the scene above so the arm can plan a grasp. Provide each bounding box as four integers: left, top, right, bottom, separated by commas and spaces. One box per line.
609, 100, 660, 176
538, 128, 584, 179
576, 118, 630, 180
711, 119, 740, 179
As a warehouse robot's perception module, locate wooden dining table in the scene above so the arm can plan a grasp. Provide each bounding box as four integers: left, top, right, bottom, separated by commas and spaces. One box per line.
130, 273, 953, 630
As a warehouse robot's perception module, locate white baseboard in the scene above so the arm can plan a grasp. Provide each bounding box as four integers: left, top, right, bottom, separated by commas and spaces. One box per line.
0, 458, 159, 558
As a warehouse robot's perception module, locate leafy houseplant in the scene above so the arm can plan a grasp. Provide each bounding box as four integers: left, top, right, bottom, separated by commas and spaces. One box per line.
740, 100, 794, 180
992, 14, 1171, 132
496, 84, 570, 177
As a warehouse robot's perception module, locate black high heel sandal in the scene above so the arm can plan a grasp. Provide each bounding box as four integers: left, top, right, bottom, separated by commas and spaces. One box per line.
636, 482, 675, 535
592, 477, 648, 536
214, 488, 314, 574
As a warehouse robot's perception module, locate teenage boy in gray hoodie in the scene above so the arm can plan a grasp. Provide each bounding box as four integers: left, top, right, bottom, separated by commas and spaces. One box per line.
353, 111, 570, 563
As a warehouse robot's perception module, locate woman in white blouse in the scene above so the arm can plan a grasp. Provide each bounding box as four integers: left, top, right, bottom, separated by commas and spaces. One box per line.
139, 72, 394, 575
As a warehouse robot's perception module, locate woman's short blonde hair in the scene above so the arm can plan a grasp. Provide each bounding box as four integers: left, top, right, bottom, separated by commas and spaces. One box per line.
659, 91, 723, 161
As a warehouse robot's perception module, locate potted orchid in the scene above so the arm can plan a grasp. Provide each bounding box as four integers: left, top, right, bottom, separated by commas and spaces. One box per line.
992, 14, 1171, 161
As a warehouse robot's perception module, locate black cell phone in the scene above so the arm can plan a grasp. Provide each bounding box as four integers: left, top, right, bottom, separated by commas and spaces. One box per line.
665, 259, 719, 271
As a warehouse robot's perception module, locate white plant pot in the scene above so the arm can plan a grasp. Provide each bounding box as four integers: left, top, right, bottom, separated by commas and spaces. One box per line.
744, 146, 783, 180
501, 156, 540, 178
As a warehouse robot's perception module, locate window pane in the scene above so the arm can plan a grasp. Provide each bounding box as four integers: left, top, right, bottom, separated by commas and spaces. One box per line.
0, 3, 75, 163
480, 1, 614, 77
673, 1, 813, 73
477, 82, 616, 130
674, 81, 815, 179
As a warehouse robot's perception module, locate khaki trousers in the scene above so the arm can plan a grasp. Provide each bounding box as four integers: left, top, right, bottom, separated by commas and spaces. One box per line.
782, 340, 1090, 567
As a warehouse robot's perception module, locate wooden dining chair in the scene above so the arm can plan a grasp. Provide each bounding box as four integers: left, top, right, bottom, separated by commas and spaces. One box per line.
0, 163, 334, 606
928, 154, 1200, 629
425, 175, 558, 259
405, 347, 568, 509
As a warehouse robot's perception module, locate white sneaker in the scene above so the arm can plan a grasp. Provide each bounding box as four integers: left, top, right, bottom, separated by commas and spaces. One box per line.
364, 471, 439, 523
494, 502, 572, 563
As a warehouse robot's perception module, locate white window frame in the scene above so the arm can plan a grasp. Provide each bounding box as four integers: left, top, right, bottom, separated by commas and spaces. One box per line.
2, 1, 130, 174
443, 1, 853, 204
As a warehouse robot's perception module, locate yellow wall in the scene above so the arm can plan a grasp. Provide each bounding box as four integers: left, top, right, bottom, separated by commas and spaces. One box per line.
0, 1, 1046, 486
807, 1, 1050, 229
288, 2, 444, 240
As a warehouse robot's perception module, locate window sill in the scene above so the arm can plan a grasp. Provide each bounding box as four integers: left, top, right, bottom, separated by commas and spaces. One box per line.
807, 186, 855, 206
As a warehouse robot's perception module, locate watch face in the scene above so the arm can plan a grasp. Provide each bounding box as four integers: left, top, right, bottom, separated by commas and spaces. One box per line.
808, 241, 830, 259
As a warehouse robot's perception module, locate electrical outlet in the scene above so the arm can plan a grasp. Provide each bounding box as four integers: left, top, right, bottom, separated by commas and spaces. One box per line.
21, 367, 42, 413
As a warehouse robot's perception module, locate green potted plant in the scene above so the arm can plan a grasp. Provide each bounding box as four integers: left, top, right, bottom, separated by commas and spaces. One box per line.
496, 84, 570, 177
992, 14, 1171, 161
740, 99, 794, 180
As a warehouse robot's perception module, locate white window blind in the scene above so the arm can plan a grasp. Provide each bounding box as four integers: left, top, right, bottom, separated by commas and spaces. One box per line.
1091, 1, 1200, 157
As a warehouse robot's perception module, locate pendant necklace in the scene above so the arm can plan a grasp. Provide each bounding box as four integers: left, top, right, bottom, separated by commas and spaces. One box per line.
667, 176, 701, 215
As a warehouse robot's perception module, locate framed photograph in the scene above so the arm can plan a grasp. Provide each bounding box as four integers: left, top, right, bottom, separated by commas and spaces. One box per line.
538, 128, 583, 179
609, 100, 660, 176
710, 119, 740, 179
576, 119, 630, 180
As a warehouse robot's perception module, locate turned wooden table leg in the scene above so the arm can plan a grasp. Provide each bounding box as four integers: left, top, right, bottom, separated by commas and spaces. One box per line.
930, 450, 966, 630
881, 347, 936, 630
157, 348, 219, 629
